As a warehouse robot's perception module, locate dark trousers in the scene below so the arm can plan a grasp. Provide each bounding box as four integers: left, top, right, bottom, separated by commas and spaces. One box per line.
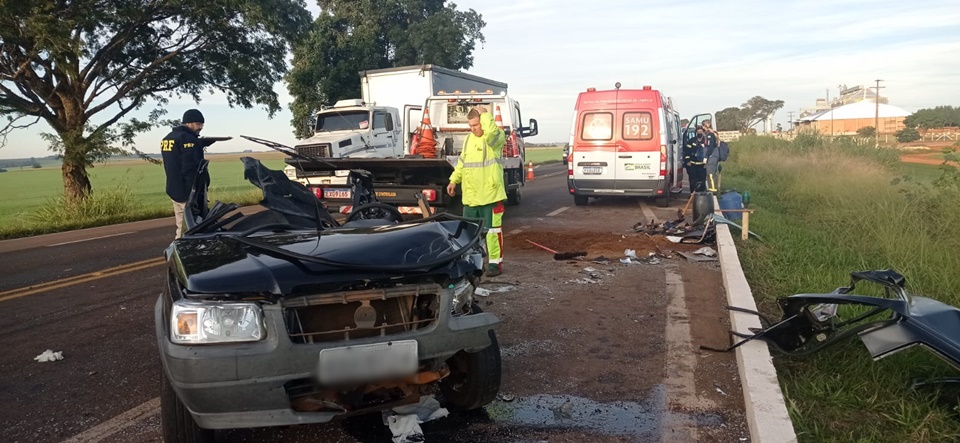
684, 165, 706, 193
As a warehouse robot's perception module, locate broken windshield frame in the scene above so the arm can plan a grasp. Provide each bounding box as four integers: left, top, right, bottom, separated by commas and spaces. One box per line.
316, 110, 370, 132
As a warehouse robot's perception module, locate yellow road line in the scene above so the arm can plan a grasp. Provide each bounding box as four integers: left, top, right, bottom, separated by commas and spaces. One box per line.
0, 257, 166, 303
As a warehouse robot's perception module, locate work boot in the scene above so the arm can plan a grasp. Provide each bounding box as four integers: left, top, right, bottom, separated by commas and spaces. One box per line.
486, 266, 502, 277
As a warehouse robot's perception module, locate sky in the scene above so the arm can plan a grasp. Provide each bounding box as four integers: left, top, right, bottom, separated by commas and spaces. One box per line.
2, 0, 959, 159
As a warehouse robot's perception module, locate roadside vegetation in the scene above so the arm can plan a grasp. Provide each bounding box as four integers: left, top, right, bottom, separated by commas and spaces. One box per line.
724, 133, 960, 442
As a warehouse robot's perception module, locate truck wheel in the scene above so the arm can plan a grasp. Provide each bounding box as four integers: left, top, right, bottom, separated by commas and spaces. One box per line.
161, 373, 214, 443
506, 187, 521, 206
573, 194, 589, 206
440, 316, 501, 411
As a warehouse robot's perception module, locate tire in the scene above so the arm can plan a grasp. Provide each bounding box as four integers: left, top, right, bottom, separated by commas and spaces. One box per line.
655, 190, 671, 208
345, 202, 403, 223
440, 322, 502, 411
573, 194, 589, 206
506, 186, 521, 206
161, 373, 214, 443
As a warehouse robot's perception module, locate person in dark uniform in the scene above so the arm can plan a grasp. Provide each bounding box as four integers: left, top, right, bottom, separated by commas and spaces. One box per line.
161, 109, 229, 238
702, 120, 720, 192
683, 126, 707, 193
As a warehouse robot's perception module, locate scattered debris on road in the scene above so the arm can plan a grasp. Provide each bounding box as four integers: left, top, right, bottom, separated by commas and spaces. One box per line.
34, 350, 63, 362
381, 395, 449, 443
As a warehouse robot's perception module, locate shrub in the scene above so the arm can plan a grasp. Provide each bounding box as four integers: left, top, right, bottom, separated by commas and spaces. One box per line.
896, 127, 921, 142
856, 126, 876, 137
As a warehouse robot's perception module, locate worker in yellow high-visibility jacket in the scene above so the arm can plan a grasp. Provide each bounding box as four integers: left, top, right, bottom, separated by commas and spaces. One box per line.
446, 105, 507, 277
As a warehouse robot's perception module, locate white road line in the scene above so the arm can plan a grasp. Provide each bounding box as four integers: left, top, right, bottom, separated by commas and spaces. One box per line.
507, 229, 523, 236
48, 232, 133, 247
535, 170, 567, 180
662, 264, 701, 442
63, 397, 160, 443
545, 206, 569, 217
639, 202, 658, 224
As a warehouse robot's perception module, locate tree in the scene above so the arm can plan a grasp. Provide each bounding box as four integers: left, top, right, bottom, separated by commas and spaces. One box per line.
714, 97, 784, 132
287, 0, 487, 138
715, 107, 744, 131
740, 96, 785, 131
903, 106, 960, 129
856, 126, 876, 137
896, 127, 921, 143
1, 0, 311, 204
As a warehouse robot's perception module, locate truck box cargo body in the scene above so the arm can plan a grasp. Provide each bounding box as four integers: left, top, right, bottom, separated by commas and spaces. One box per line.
360, 66, 508, 153
288, 65, 537, 214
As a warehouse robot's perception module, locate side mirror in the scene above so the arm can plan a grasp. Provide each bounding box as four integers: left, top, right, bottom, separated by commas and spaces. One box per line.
303, 116, 315, 135
520, 119, 539, 137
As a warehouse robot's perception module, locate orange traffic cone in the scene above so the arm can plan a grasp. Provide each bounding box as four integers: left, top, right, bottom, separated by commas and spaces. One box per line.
417, 108, 437, 158
526, 161, 535, 181
494, 105, 504, 129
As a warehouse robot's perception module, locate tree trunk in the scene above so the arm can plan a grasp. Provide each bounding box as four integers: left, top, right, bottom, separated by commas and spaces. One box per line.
62, 157, 92, 206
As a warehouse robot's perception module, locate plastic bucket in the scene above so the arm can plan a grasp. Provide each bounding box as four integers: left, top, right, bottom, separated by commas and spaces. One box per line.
718, 190, 744, 220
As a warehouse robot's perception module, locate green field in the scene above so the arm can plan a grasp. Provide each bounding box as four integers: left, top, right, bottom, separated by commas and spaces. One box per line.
0, 148, 564, 239
525, 146, 563, 165
725, 134, 960, 442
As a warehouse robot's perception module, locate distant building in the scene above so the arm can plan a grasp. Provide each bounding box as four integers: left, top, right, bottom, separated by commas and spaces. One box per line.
799, 84, 889, 119
794, 101, 908, 135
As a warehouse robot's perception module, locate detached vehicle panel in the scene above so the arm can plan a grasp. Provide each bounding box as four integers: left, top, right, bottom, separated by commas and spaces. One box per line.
156, 155, 501, 442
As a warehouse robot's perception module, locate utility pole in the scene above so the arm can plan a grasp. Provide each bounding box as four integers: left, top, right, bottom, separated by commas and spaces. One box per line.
827, 89, 833, 137
787, 111, 795, 132
873, 79, 885, 147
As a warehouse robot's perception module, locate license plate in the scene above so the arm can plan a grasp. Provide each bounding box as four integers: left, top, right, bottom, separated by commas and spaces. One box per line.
583, 166, 602, 174
317, 340, 418, 385
324, 188, 351, 199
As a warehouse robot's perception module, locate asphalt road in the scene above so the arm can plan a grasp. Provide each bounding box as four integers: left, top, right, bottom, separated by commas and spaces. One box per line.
0, 162, 747, 443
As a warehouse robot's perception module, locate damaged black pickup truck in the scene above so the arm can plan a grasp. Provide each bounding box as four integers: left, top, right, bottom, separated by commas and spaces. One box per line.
155, 155, 501, 442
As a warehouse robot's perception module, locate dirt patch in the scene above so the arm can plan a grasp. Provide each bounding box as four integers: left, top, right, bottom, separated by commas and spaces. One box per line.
900, 153, 958, 167
507, 230, 711, 260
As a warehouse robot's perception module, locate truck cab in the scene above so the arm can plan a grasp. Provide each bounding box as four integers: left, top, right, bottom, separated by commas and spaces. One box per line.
296, 99, 404, 159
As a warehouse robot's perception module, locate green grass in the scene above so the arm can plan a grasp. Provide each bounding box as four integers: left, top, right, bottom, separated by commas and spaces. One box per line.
725, 134, 960, 442
0, 149, 564, 239
526, 147, 563, 165
0, 153, 287, 239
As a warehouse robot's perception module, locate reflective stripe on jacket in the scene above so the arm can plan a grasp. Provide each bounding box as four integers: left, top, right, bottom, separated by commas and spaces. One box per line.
448, 113, 507, 206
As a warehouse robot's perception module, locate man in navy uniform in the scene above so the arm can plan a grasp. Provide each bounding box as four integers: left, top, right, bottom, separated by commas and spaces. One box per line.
160, 109, 229, 238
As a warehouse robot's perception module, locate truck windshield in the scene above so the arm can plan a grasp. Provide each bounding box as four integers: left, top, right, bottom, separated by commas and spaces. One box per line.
316, 111, 370, 132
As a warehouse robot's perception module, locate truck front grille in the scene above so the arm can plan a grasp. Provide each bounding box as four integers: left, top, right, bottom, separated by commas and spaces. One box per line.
296, 143, 331, 158
283, 284, 441, 343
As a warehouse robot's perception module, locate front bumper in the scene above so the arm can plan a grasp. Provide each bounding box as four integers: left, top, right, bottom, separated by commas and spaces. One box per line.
155, 290, 499, 429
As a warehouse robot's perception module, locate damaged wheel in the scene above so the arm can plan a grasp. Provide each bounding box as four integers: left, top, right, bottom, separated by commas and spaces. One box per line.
345, 202, 403, 223
161, 373, 214, 443
440, 311, 501, 410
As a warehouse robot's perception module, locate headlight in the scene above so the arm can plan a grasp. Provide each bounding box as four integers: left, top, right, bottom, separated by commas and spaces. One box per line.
170, 300, 265, 344
451, 279, 475, 315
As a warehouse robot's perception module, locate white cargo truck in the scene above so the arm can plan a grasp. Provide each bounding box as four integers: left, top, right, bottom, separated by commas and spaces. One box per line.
287, 65, 538, 214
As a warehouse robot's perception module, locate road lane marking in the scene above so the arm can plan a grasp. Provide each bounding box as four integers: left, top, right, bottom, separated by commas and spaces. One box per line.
0, 257, 165, 303
545, 207, 569, 217
535, 170, 567, 180
47, 232, 133, 247
639, 202, 658, 224
662, 264, 701, 442
63, 397, 160, 443
507, 229, 523, 236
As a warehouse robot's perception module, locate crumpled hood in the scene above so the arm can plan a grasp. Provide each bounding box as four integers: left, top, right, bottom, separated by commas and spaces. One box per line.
170, 219, 483, 296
